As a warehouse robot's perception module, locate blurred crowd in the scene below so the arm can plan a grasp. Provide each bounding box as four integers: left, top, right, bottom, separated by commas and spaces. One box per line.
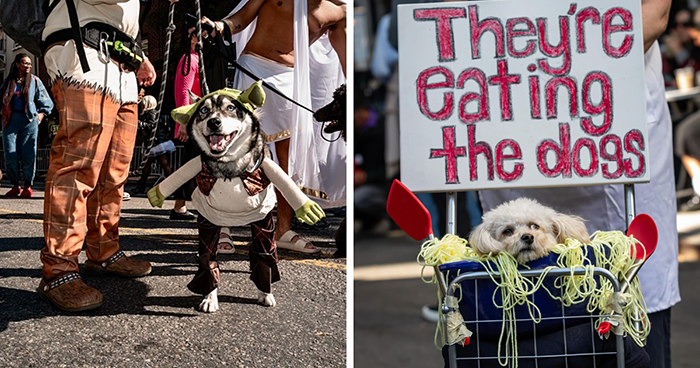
660, 1, 700, 212
662, 1, 700, 88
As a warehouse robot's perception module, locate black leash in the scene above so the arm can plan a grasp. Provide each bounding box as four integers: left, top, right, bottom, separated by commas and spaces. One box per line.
231, 58, 315, 114
319, 121, 343, 143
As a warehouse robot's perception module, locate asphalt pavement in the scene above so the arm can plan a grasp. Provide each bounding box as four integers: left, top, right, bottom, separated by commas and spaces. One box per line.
355, 213, 700, 368
0, 180, 346, 368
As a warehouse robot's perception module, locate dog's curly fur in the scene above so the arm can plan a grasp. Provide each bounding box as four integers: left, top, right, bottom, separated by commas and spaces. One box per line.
313, 84, 346, 140
469, 198, 590, 264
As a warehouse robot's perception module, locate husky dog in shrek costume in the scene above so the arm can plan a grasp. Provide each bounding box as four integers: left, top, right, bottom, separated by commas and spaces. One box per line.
148, 82, 325, 312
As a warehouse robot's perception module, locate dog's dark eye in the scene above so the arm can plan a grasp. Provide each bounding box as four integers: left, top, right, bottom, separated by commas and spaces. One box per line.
200, 107, 209, 115
529, 223, 540, 230
502, 228, 513, 236
226, 105, 235, 112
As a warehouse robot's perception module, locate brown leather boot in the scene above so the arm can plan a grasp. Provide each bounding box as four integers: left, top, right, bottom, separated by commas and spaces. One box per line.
84, 250, 152, 277
37, 273, 103, 312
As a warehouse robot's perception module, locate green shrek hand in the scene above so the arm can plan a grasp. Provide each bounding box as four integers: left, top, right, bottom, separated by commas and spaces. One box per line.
147, 185, 166, 208
295, 200, 325, 225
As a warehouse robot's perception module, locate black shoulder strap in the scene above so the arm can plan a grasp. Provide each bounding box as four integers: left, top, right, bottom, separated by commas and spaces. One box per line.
47, 0, 61, 13
64, 0, 90, 72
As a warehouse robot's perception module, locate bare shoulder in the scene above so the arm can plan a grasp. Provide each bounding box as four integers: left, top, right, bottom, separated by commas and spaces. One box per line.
328, 0, 346, 19
246, 0, 270, 12
316, 0, 346, 25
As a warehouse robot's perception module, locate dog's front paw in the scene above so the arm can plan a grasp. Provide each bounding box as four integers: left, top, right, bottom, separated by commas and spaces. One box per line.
257, 291, 276, 307
198, 288, 219, 313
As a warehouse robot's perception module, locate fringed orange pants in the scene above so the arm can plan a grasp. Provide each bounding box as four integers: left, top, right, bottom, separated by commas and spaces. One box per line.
40, 80, 138, 280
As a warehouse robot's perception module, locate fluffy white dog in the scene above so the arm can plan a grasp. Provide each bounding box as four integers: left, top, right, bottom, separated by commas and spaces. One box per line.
469, 198, 590, 264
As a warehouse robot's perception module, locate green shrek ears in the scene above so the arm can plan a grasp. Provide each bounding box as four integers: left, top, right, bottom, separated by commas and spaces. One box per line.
171, 80, 265, 126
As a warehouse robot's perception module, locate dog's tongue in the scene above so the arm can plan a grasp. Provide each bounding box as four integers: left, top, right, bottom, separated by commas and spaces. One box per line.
210, 135, 227, 151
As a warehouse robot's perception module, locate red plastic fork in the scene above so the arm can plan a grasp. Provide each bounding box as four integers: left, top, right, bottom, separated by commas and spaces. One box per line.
597, 214, 658, 336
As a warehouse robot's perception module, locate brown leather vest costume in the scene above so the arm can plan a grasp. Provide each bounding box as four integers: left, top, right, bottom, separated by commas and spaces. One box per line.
196, 155, 271, 197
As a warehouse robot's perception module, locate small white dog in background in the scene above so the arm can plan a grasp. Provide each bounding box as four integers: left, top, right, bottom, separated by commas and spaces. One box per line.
469, 198, 590, 264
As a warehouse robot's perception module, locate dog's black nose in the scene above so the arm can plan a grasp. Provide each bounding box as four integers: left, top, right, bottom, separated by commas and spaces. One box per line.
521, 234, 534, 244
207, 118, 222, 130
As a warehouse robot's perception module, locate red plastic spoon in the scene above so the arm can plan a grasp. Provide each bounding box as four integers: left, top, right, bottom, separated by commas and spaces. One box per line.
625, 214, 659, 270
386, 180, 442, 290
386, 179, 434, 241
386, 179, 470, 346
597, 214, 658, 336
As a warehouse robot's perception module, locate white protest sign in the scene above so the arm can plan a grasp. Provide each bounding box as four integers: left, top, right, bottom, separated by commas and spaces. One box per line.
398, 0, 648, 193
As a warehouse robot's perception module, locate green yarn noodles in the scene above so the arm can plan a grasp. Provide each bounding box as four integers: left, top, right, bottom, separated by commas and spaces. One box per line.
417, 231, 651, 367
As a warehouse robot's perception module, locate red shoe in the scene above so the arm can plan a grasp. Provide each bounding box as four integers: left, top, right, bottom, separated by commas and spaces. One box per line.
20, 187, 33, 198
5, 185, 21, 197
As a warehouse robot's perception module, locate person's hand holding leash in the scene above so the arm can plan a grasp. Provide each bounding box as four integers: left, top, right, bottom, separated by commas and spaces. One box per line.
137, 58, 156, 87
295, 200, 326, 225
201, 17, 218, 38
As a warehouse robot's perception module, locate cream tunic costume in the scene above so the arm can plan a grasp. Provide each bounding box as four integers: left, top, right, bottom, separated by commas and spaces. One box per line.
157, 155, 309, 226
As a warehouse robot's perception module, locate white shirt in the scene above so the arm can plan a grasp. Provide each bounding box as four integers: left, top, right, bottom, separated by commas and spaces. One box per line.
42, 0, 140, 104
478, 41, 680, 313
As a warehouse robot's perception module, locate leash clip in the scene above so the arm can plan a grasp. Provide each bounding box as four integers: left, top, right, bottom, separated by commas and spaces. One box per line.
97, 32, 111, 65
